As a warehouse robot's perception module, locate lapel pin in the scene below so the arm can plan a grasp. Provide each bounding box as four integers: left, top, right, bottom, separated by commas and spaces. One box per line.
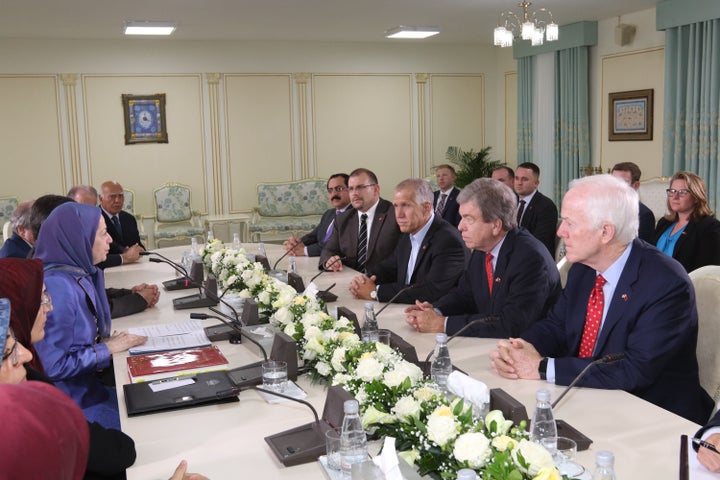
495, 277, 501, 283
621, 294, 628, 301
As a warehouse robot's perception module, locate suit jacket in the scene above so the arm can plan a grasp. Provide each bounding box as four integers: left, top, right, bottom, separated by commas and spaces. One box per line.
652, 215, 720, 273
301, 207, 341, 257
696, 410, 720, 441
518, 190, 558, 255
368, 215, 467, 304
0, 232, 32, 259
637, 202, 655, 243
433, 187, 461, 227
434, 228, 561, 338
522, 238, 713, 425
319, 198, 402, 273
106, 288, 148, 318
99, 210, 145, 268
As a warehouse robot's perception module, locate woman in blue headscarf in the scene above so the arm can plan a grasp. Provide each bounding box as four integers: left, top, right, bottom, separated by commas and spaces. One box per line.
33, 202, 146, 429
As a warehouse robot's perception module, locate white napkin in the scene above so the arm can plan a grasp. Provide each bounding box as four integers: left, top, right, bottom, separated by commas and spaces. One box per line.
373, 436, 403, 480
446, 371, 490, 407
304, 282, 320, 297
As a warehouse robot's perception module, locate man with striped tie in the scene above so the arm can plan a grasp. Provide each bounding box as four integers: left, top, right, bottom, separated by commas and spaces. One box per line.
283, 173, 351, 257
98, 180, 145, 268
320, 168, 401, 274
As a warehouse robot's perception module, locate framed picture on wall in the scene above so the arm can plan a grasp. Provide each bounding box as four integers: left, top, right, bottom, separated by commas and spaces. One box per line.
122, 93, 169, 144
608, 89, 653, 141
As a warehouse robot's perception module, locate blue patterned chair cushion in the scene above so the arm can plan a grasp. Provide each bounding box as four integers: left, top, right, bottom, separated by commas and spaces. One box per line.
0, 197, 19, 225
248, 215, 323, 234
256, 179, 327, 217
154, 185, 193, 223
155, 224, 206, 239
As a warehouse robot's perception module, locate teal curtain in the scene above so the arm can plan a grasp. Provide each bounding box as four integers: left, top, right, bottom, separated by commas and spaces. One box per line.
553, 47, 590, 205
517, 57, 534, 164
664, 19, 720, 211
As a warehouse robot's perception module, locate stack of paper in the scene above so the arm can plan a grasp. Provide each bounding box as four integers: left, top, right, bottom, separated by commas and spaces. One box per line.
128, 319, 212, 355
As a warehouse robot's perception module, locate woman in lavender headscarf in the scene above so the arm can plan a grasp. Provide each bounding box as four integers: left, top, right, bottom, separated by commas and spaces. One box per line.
33, 202, 146, 429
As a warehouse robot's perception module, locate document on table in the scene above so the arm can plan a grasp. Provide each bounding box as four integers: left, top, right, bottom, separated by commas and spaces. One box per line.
128, 320, 211, 355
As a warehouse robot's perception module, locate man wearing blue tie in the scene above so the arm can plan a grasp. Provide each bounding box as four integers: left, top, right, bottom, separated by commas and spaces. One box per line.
283, 173, 351, 257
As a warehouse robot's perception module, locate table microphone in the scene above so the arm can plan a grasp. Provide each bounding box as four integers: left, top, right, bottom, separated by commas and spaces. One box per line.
190, 313, 268, 360
141, 250, 201, 290
375, 283, 423, 317
309, 256, 346, 283
551, 352, 625, 409
272, 248, 294, 271
421, 316, 492, 376
251, 386, 320, 423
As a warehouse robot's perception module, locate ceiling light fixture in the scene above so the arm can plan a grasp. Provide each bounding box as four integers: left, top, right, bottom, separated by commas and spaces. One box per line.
124, 21, 176, 36
493, 1, 558, 48
385, 26, 440, 39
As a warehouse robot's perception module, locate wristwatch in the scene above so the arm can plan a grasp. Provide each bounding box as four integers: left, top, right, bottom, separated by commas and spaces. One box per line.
538, 357, 548, 380
370, 290, 377, 300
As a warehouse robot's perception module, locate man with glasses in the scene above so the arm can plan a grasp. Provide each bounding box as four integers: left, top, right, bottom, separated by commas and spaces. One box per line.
283, 173, 351, 257
98, 181, 145, 268
320, 168, 401, 273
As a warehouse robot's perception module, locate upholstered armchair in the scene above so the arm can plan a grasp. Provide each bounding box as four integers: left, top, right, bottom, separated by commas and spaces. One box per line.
638, 176, 671, 221
0, 196, 18, 245
689, 265, 720, 418
152, 183, 206, 248
121, 189, 147, 243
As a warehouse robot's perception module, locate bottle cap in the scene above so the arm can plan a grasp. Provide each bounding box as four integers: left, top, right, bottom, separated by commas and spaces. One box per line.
435, 333, 448, 343
596, 450, 614, 467
536, 388, 551, 402
364, 301, 375, 310
456, 468, 477, 480
344, 399, 359, 414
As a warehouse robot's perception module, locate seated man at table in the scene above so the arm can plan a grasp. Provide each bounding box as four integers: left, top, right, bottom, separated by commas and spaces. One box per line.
433, 164, 461, 227
283, 173, 351, 257
696, 411, 720, 472
0, 200, 34, 259
320, 168, 402, 273
490, 174, 713, 425
349, 178, 466, 304
29, 194, 159, 318
405, 178, 560, 338
67, 184, 98, 206
97, 180, 145, 268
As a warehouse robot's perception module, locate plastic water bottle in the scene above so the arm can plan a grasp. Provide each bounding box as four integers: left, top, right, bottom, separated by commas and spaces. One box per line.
258, 242, 268, 258
361, 302, 379, 343
206, 229, 214, 243
592, 451, 617, 480
288, 255, 297, 275
456, 468, 477, 480
530, 389, 557, 449
232, 232, 241, 250
340, 399, 368, 478
430, 333, 453, 390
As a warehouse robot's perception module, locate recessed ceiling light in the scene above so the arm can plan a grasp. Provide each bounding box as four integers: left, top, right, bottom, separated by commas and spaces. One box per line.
385, 26, 440, 39
124, 21, 176, 36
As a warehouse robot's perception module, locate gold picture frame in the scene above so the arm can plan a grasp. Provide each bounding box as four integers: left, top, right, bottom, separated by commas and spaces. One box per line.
608, 89, 653, 141
122, 93, 168, 145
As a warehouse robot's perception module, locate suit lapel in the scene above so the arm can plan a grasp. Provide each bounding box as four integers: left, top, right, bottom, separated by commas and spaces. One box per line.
367, 200, 387, 255
409, 218, 438, 281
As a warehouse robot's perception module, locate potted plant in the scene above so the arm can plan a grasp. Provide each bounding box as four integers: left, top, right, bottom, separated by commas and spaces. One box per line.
445, 146, 503, 188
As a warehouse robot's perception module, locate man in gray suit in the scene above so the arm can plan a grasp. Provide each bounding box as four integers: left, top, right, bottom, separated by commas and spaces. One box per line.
320, 168, 402, 273
283, 173, 350, 257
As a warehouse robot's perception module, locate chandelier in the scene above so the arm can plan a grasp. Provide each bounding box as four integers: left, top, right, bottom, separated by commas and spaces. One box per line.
493, 1, 559, 48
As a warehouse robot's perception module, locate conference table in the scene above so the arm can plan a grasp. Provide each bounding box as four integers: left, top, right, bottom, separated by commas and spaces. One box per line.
106, 244, 700, 480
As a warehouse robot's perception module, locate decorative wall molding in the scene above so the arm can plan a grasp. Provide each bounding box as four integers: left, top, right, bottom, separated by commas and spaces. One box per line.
206, 72, 223, 213
61, 73, 81, 187
294, 72, 311, 178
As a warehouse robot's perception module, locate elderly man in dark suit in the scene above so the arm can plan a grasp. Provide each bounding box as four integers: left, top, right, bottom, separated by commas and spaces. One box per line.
0, 201, 34, 259
283, 173, 351, 257
405, 178, 560, 338
491, 174, 712, 425
514, 162, 558, 255
98, 181, 145, 268
349, 178, 466, 304
432, 164, 462, 227
320, 168, 402, 273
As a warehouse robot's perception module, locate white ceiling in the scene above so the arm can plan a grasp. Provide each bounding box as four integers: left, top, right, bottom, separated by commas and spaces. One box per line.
0, 0, 659, 44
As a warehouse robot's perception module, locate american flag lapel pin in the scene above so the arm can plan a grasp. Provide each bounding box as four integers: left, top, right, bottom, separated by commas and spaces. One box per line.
621, 294, 628, 301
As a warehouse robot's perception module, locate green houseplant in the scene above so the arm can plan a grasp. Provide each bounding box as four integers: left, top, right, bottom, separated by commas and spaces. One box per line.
445, 146, 503, 188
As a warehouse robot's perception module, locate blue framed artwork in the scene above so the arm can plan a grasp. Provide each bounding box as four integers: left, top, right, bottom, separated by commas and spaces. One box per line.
122, 93, 169, 144
608, 89, 653, 141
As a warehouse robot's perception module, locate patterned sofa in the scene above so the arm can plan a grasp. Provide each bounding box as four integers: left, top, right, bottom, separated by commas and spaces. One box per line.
249, 178, 328, 242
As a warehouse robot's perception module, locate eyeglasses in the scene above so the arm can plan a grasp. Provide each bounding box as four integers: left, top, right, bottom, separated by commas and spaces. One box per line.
2, 331, 18, 366
41, 291, 53, 311
327, 186, 348, 194
666, 189, 691, 197
347, 184, 377, 193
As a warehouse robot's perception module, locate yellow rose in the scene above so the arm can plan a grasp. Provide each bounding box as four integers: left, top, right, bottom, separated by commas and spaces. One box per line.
532, 467, 561, 480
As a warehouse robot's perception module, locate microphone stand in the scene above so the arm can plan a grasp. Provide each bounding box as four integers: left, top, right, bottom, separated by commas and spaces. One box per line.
375, 283, 421, 317
551, 352, 625, 408
141, 250, 199, 291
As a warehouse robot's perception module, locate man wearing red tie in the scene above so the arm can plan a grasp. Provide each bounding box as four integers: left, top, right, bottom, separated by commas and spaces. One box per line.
404, 178, 560, 339
490, 174, 712, 425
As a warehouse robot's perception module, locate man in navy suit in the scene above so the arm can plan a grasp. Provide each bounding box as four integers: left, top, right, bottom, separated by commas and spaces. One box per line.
491, 174, 712, 425
0, 201, 34, 259
97, 181, 145, 268
610, 162, 655, 242
432, 164, 461, 227
514, 162, 558, 255
696, 411, 720, 471
491, 166, 515, 190
320, 168, 402, 273
283, 173, 350, 257
405, 178, 560, 338
349, 178, 466, 304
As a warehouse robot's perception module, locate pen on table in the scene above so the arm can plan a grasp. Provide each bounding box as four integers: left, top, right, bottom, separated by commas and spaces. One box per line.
692, 437, 720, 455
